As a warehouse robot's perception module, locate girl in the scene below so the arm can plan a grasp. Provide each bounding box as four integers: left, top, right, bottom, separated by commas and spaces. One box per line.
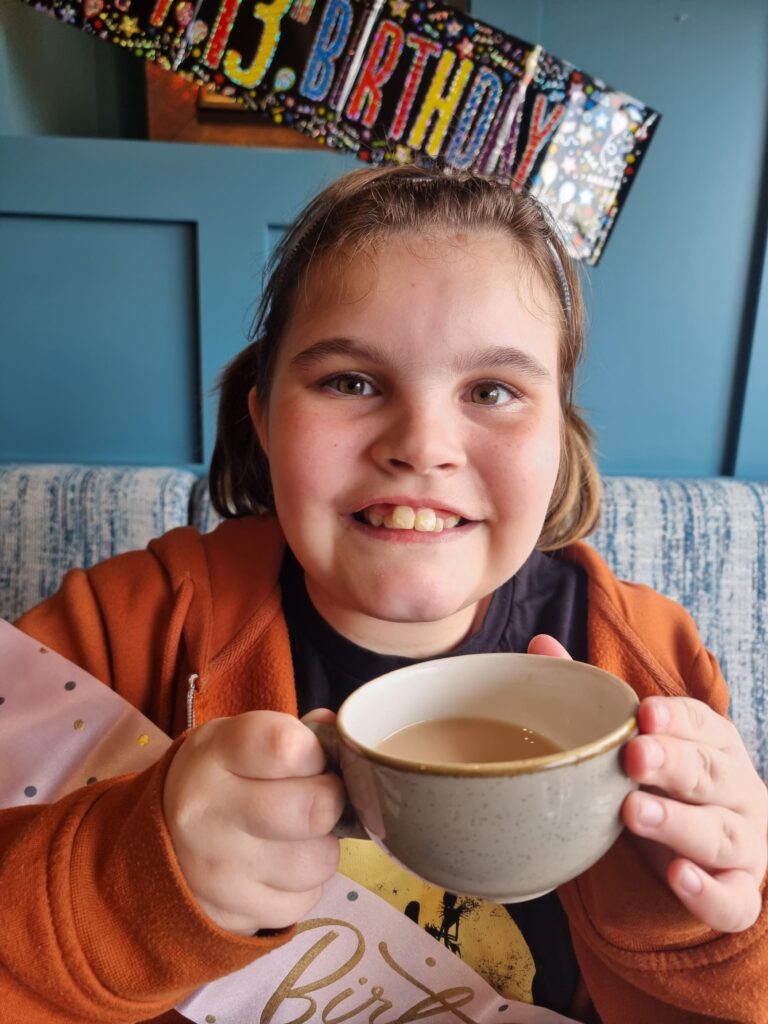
7, 166, 768, 1024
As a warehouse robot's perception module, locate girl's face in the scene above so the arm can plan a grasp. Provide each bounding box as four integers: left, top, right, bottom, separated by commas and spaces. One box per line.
251, 231, 563, 656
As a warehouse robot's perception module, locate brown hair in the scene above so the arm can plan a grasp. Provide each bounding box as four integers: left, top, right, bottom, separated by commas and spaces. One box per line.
210, 164, 601, 550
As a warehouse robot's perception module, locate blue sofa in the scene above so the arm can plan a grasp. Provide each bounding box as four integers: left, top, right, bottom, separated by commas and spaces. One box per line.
2, 464, 766, 778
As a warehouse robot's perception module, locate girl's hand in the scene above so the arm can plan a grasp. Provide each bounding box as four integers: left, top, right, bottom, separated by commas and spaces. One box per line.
622, 695, 767, 932
528, 634, 768, 933
163, 709, 345, 936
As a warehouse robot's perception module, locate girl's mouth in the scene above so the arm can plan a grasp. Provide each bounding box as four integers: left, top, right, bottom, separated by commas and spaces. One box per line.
352, 504, 470, 534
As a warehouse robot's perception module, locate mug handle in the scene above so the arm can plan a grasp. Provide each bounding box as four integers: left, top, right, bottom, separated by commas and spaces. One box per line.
305, 720, 368, 840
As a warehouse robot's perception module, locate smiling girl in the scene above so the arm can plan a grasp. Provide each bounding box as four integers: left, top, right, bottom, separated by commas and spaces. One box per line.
8, 166, 768, 1023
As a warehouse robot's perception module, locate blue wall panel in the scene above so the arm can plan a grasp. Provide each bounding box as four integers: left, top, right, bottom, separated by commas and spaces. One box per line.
0, 135, 357, 469
0, 0, 146, 138
0, 213, 199, 463
736, 239, 768, 480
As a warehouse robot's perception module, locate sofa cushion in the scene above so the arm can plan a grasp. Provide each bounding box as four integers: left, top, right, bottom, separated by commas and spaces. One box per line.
190, 476, 222, 535
592, 477, 767, 778
0, 465, 197, 622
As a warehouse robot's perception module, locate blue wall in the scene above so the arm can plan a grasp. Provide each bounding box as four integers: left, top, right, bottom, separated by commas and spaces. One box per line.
1, 0, 766, 479
0, 137, 357, 470
0, 0, 146, 138
480, 0, 768, 478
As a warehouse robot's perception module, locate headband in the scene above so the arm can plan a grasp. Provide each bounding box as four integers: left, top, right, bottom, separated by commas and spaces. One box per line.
546, 239, 573, 328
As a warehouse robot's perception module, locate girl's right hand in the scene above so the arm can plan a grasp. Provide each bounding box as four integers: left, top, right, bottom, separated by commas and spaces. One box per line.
162, 710, 345, 936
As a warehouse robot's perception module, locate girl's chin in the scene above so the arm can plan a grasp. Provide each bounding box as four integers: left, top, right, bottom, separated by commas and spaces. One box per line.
352, 583, 478, 626
306, 572, 488, 654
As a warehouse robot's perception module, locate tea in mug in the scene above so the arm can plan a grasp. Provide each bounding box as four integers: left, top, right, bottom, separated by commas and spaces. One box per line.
377, 716, 562, 764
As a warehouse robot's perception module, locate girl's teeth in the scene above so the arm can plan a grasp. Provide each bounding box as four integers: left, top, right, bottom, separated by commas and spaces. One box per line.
414, 508, 436, 532
365, 505, 461, 532
385, 506, 415, 529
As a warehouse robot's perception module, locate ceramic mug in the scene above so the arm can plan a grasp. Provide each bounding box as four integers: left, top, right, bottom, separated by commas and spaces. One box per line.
309, 652, 639, 902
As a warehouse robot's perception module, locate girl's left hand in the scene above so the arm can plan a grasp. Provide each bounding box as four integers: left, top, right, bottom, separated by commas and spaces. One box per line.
528, 634, 768, 933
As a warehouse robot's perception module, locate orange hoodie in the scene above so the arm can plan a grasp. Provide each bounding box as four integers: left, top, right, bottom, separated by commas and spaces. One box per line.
7, 516, 768, 1024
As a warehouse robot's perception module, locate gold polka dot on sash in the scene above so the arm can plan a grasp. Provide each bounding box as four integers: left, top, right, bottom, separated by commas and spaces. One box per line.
73, 719, 85, 730
138, 734, 150, 746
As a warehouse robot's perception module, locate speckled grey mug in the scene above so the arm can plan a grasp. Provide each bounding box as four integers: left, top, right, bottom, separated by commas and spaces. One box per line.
310, 652, 639, 902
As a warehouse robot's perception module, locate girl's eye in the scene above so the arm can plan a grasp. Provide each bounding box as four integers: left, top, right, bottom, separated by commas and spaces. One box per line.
467, 381, 521, 406
323, 373, 378, 397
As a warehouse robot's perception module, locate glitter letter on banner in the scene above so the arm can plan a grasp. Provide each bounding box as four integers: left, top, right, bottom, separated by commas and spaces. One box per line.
407, 49, 473, 158
512, 92, 566, 191
345, 19, 403, 128
202, 0, 245, 70
224, 0, 293, 88
389, 33, 442, 142
445, 65, 503, 169
299, 0, 353, 102
18, 0, 660, 263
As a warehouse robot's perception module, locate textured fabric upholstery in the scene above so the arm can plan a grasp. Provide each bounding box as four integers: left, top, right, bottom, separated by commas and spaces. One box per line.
0, 465, 196, 622
190, 476, 222, 535
592, 477, 767, 777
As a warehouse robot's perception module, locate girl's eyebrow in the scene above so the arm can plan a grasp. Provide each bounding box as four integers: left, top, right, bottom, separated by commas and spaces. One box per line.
452, 344, 553, 382
290, 337, 388, 368
290, 337, 553, 383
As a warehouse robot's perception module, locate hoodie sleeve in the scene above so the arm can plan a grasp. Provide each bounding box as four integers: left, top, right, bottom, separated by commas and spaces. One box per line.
0, 743, 295, 1023
561, 833, 768, 1023
5, 546, 294, 1022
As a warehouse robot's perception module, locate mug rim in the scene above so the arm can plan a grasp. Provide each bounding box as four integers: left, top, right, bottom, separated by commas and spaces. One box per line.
335, 652, 640, 778
338, 715, 638, 776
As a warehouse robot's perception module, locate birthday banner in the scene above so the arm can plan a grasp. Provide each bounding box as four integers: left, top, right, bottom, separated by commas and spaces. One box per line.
22, 0, 661, 263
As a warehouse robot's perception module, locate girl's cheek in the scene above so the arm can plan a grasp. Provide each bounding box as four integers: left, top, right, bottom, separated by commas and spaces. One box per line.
485, 416, 560, 470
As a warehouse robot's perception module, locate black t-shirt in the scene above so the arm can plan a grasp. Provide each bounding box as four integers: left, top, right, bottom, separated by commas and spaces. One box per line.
280, 547, 588, 1016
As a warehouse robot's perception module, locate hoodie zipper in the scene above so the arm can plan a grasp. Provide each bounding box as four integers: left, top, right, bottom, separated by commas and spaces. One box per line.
186, 673, 200, 730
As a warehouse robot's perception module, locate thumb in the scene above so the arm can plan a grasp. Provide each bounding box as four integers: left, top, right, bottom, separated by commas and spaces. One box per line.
301, 707, 337, 725
527, 634, 572, 659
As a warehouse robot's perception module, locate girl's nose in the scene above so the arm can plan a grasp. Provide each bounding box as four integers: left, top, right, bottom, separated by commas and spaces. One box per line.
368, 401, 467, 475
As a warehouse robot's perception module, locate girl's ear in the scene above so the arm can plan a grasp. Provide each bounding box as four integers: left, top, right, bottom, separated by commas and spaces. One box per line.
247, 387, 269, 455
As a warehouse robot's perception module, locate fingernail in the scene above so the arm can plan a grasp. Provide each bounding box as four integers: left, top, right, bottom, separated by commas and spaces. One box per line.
643, 737, 665, 769
638, 795, 664, 827
678, 864, 704, 895
650, 699, 670, 729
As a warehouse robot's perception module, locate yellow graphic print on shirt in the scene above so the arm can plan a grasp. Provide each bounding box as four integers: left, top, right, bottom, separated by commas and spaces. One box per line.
339, 839, 535, 1004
